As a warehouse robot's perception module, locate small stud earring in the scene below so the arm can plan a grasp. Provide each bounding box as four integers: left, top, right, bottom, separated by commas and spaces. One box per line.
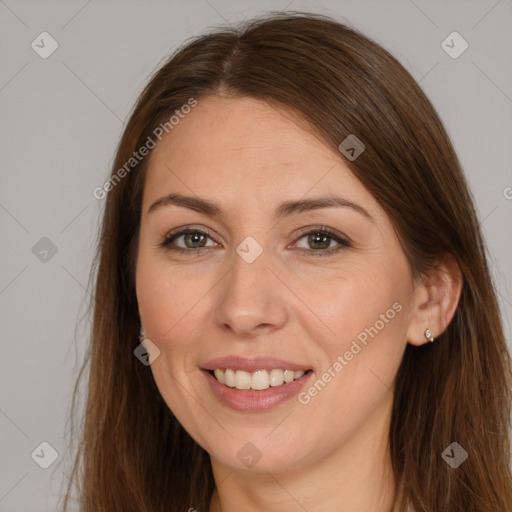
425, 328, 434, 343
139, 326, 145, 341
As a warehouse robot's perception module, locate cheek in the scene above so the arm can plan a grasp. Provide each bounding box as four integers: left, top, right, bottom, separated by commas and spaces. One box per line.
136, 258, 212, 443
291, 259, 410, 416
136, 253, 212, 347
290, 258, 408, 349
293, 318, 407, 459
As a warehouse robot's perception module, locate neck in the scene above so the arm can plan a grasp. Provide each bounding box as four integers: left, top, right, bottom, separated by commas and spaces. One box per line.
209, 395, 396, 512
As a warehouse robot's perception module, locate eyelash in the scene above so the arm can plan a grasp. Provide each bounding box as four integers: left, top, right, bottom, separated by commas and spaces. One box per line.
157, 225, 351, 258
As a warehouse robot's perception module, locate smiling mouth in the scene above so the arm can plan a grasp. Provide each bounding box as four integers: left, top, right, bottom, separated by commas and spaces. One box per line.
207, 368, 313, 391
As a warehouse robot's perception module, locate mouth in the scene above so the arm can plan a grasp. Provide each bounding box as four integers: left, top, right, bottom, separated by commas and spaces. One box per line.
201, 367, 314, 412
207, 368, 313, 391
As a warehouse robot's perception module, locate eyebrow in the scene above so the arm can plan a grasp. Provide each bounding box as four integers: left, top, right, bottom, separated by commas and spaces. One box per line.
147, 193, 374, 223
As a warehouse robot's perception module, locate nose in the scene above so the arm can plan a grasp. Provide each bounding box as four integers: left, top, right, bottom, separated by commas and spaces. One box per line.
214, 247, 289, 337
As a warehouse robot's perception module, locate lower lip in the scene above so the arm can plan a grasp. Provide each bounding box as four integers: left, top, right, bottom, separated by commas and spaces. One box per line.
201, 369, 313, 412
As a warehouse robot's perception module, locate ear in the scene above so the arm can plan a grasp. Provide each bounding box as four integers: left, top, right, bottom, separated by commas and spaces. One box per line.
406, 253, 463, 346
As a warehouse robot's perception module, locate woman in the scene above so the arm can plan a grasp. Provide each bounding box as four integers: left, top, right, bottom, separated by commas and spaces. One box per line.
61, 11, 512, 512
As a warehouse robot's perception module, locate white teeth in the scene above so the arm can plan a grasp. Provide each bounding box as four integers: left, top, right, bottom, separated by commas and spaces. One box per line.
251, 370, 268, 390
224, 369, 236, 387
269, 369, 284, 387
235, 370, 251, 390
283, 370, 295, 383
211, 368, 308, 390
213, 369, 225, 384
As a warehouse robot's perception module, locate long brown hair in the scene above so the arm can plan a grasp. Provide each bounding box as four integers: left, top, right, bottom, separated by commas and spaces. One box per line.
60, 11, 512, 511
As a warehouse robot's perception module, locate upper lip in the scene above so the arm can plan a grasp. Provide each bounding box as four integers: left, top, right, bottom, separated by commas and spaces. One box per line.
201, 356, 312, 372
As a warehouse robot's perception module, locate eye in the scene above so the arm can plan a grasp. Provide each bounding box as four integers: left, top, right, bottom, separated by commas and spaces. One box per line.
158, 226, 218, 255
292, 227, 351, 257
157, 225, 351, 257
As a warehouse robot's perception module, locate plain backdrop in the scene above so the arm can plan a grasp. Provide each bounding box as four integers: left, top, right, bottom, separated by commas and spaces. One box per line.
0, 1, 511, 510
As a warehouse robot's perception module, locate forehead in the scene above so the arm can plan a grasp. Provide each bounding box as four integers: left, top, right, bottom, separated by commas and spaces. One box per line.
142, 95, 377, 219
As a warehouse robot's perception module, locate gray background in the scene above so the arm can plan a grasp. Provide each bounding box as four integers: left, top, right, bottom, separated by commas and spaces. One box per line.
0, 0, 511, 510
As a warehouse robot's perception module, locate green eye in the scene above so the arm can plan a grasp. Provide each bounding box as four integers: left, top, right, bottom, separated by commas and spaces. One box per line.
158, 226, 351, 257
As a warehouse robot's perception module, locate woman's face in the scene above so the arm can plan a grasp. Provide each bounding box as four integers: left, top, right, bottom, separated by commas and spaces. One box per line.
136, 95, 420, 474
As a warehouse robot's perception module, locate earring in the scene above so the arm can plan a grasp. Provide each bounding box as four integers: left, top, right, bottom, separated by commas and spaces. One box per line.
425, 328, 434, 343
139, 326, 145, 341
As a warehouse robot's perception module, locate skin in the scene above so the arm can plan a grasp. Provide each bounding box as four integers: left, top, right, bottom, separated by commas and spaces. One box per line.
135, 95, 462, 512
